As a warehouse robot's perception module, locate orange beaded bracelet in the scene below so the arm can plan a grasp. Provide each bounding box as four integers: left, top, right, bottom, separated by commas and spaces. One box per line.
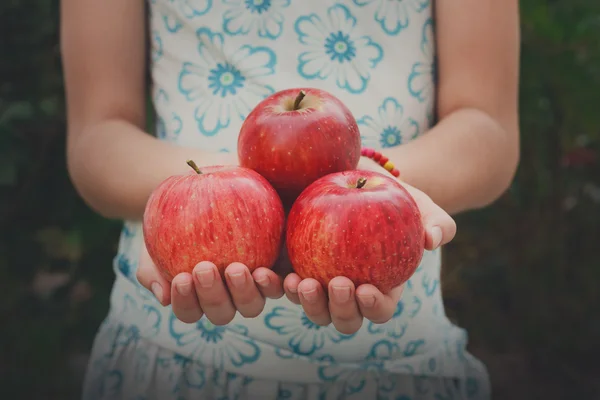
360, 147, 400, 178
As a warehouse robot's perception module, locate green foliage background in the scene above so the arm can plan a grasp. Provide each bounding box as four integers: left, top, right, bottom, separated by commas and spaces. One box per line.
1, 1, 599, 399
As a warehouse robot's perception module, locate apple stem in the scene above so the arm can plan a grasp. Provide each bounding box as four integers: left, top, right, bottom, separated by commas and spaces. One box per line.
356, 177, 367, 189
186, 159, 202, 174
293, 90, 306, 111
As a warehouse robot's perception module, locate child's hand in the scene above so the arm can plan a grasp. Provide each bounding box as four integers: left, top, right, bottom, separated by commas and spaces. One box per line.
136, 245, 285, 325
282, 177, 456, 335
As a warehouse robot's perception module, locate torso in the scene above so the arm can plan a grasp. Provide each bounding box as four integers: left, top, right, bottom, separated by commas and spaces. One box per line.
108, 0, 483, 383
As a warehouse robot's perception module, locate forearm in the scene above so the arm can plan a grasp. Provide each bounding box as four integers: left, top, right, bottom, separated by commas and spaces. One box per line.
67, 119, 237, 220
386, 108, 519, 215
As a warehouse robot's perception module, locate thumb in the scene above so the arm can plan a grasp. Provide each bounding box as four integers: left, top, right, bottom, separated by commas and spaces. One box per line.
401, 182, 457, 251
420, 200, 457, 251
136, 245, 172, 306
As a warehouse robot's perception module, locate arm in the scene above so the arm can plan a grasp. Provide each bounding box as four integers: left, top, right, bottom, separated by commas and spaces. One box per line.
283, 1, 520, 333
62, 0, 285, 325
60, 0, 235, 221
386, 0, 521, 215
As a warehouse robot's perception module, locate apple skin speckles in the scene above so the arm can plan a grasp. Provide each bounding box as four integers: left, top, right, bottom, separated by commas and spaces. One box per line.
286, 169, 425, 294
238, 87, 361, 207
143, 165, 285, 281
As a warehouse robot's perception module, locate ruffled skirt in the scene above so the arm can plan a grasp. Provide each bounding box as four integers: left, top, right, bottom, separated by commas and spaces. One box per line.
81, 314, 489, 400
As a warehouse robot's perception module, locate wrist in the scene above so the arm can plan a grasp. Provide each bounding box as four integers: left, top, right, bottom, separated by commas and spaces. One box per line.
359, 147, 401, 178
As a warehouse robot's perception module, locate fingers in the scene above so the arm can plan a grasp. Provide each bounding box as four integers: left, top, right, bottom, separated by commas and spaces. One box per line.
171, 263, 279, 324
355, 283, 404, 324
327, 277, 363, 334
252, 267, 285, 299
136, 248, 172, 306
192, 262, 236, 325
138, 248, 282, 325
224, 263, 266, 319
283, 273, 302, 305
171, 273, 203, 323
297, 278, 331, 326
285, 274, 398, 334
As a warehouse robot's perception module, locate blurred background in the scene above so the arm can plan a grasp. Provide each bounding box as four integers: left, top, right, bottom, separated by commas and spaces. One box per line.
1, 0, 599, 399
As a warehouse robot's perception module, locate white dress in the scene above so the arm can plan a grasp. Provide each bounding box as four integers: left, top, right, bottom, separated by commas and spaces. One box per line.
81, 1, 491, 399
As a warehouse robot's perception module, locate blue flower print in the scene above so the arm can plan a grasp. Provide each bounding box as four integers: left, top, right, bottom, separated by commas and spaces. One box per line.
367, 300, 408, 338
277, 386, 298, 400
358, 97, 420, 148
173, 0, 213, 18
162, 0, 212, 33
154, 89, 183, 141
412, 373, 462, 400
405, 295, 422, 318
178, 27, 276, 136
157, 113, 184, 141
432, 302, 441, 317
133, 350, 151, 383
408, 18, 436, 103
175, 358, 206, 393
431, 289, 447, 318
207, 370, 254, 400
417, 255, 439, 299
403, 339, 426, 357
453, 334, 468, 362
114, 223, 140, 281
295, 4, 383, 94
366, 336, 426, 365
152, 30, 163, 62
264, 306, 355, 356
367, 340, 398, 362
207, 63, 246, 97
116, 294, 162, 346
116, 254, 132, 278
223, 0, 291, 40
352, 0, 429, 35
418, 354, 444, 378
317, 354, 384, 397
121, 222, 137, 238
422, 271, 439, 297
169, 316, 261, 368
379, 363, 457, 400
466, 377, 480, 399
273, 347, 298, 359
156, 354, 207, 394
100, 370, 123, 399
163, 14, 184, 33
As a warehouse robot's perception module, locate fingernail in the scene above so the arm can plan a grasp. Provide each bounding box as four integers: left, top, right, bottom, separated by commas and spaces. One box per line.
196, 268, 214, 288
332, 286, 351, 303
177, 281, 192, 296
430, 226, 442, 249
357, 294, 375, 308
255, 275, 270, 288
151, 282, 163, 303
300, 288, 318, 304
228, 271, 247, 288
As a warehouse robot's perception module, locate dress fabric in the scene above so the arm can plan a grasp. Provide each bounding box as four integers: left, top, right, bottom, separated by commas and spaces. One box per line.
81, 1, 491, 399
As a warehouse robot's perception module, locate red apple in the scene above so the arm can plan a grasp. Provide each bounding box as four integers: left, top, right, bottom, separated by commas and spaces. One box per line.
286, 169, 425, 294
142, 161, 285, 281
237, 88, 361, 205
